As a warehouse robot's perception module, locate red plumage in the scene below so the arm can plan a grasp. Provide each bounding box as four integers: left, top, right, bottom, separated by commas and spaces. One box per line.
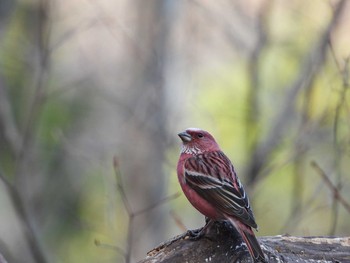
177, 128, 266, 262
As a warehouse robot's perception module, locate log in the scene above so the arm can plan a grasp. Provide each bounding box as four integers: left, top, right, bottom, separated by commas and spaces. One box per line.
137, 221, 350, 263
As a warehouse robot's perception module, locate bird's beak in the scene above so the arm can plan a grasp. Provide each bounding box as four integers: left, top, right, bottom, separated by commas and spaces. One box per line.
178, 131, 192, 142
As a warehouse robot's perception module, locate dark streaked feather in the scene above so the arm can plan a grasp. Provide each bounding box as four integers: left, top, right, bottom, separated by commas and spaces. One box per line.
229, 218, 267, 262
184, 151, 257, 229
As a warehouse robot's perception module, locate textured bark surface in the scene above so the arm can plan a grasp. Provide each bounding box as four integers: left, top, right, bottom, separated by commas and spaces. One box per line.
138, 222, 350, 263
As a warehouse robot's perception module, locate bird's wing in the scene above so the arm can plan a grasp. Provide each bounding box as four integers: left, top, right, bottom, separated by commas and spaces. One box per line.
184, 151, 257, 229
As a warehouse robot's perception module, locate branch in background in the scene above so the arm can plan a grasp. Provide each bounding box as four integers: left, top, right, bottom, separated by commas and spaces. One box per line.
0, 253, 9, 263
0, 1, 53, 262
330, 51, 349, 147
245, 0, 271, 181
311, 160, 350, 213
0, 171, 47, 263
246, 0, 348, 187
0, 79, 22, 157
289, 151, 304, 229
169, 210, 187, 233
283, 22, 350, 236
0, 237, 13, 263
0, 170, 12, 191
50, 18, 99, 54
328, 40, 349, 235
95, 157, 180, 263
94, 239, 126, 258
113, 157, 133, 215
86, 0, 146, 63
133, 193, 181, 217
15, 0, 52, 166
189, 0, 245, 51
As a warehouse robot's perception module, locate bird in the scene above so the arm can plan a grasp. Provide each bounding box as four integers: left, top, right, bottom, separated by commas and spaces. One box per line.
177, 128, 266, 262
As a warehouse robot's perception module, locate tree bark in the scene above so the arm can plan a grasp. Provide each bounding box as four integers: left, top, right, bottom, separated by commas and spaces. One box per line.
137, 221, 350, 263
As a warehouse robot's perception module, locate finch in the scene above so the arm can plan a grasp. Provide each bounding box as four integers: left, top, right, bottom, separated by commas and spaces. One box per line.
177, 128, 266, 262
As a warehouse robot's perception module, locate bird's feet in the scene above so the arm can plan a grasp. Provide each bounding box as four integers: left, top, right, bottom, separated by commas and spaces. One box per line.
185, 228, 205, 241
185, 218, 215, 241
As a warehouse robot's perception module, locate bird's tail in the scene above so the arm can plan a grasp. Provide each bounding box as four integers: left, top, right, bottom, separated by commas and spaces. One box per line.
228, 218, 266, 263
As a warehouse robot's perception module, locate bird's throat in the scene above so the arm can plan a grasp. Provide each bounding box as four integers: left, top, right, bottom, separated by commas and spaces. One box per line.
181, 145, 203, 155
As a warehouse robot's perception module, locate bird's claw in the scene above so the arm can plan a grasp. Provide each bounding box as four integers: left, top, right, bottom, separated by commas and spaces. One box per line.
185, 228, 205, 241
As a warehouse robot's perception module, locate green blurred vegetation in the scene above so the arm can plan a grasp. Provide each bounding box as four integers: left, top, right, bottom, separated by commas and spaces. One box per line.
189, 4, 350, 237
0, 1, 349, 263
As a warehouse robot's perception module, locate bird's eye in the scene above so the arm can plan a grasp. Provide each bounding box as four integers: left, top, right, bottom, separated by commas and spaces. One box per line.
197, 133, 204, 138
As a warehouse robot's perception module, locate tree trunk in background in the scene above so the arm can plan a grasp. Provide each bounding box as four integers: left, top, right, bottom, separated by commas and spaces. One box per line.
119, 0, 177, 259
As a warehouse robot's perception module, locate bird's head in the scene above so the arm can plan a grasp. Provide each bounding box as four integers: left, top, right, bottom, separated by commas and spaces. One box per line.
178, 128, 220, 155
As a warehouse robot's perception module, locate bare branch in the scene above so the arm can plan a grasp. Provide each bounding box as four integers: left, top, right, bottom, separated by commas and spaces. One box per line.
0, 2, 52, 263
328, 41, 349, 235
50, 19, 99, 53
0, 171, 47, 263
134, 193, 180, 217
329, 43, 350, 147
170, 210, 187, 233
0, 78, 22, 156
0, 253, 9, 263
245, 0, 271, 161
112, 157, 180, 263
15, 0, 52, 166
85, 0, 145, 63
246, 0, 348, 186
94, 239, 126, 256
311, 160, 350, 213
0, 170, 13, 191
113, 156, 133, 215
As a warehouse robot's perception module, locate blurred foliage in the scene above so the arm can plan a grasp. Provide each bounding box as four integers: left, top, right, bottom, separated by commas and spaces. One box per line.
0, 3, 93, 263
0, 1, 349, 263
187, 6, 350, 236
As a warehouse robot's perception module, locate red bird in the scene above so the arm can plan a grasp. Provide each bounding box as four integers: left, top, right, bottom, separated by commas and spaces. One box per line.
177, 128, 266, 262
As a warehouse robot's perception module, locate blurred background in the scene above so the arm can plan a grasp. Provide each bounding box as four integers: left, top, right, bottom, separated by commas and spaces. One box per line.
0, 0, 349, 262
